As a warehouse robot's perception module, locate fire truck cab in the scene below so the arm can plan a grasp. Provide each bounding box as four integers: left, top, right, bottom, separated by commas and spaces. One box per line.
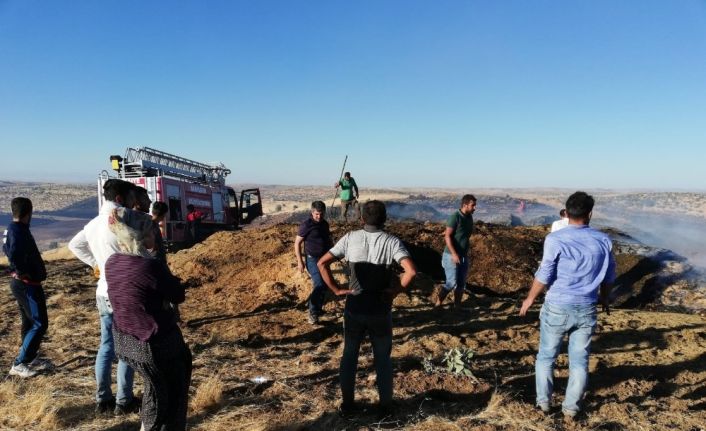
98, 147, 262, 242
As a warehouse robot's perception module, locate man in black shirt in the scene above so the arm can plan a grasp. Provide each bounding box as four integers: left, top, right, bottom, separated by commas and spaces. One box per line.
294, 201, 334, 324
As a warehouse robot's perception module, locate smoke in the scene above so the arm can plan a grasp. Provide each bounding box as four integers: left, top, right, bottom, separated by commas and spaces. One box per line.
384, 195, 706, 273
593, 207, 706, 271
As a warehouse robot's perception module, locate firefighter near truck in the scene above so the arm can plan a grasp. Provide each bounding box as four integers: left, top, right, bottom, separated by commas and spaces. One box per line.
98, 147, 262, 243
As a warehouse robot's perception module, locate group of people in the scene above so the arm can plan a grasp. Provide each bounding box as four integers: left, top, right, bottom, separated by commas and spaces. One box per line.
294, 191, 615, 420
4, 183, 615, 426
3, 179, 191, 430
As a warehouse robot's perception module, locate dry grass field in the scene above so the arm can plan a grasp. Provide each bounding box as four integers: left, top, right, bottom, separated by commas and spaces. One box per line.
1, 220, 706, 430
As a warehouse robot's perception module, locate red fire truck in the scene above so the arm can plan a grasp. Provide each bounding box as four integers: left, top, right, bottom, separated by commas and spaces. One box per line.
98, 147, 262, 242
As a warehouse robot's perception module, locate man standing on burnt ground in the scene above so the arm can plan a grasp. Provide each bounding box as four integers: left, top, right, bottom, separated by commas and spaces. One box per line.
436, 194, 476, 310
335, 171, 360, 222
294, 201, 334, 325
68, 179, 139, 416
318, 200, 417, 418
520, 191, 615, 420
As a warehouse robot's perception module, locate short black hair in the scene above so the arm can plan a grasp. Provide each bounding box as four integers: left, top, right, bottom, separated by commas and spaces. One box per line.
344, 172, 351, 177
559, 208, 567, 217
152, 201, 168, 217
11, 197, 33, 219
565, 191, 594, 220
186, 204, 195, 211
133, 185, 148, 196
311, 200, 326, 213
461, 194, 477, 206
362, 200, 386, 227
103, 179, 134, 202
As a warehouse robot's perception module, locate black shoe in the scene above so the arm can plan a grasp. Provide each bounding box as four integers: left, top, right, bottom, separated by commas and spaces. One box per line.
376, 402, 394, 420
114, 397, 141, 415
338, 402, 358, 419
95, 399, 115, 415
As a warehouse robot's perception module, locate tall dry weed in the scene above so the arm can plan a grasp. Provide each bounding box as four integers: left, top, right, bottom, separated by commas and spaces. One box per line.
0, 378, 60, 430
190, 375, 225, 413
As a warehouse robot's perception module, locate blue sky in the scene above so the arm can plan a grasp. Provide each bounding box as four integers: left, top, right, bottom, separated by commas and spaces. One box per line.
1, 1, 705, 189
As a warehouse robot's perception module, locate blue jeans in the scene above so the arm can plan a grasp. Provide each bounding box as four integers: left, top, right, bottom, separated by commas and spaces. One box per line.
340, 311, 393, 406
96, 295, 135, 405
306, 255, 326, 316
10, 279, 48, 365
535, 302, 597, 413
441, 251, 469, 291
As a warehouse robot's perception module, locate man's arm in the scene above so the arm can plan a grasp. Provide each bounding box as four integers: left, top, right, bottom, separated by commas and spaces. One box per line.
68, 230, 97, 268
294, 235, 305, 273
5, 227, 28, 278
154, 260, 186, 304
444, 226, 460, 264
519, 278, 547, 316
352, 180, 359, 199
599, 249, 617, 314
399, 257, 417, 289
383, 257, 417, 301
317, 252, 352, 296
599, 282, 613, 315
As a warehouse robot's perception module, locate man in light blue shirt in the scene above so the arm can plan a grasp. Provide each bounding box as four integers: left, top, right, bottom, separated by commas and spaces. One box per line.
519, 191, 616, 419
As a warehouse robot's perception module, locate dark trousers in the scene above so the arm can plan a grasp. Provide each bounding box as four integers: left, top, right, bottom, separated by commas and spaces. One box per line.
114, 328, 192, 431
340, 311, 393, 406
306, 255, 326, 316
10, 279, 48, 366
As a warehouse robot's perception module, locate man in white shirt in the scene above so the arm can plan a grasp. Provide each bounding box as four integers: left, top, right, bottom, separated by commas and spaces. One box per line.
69, 179, 139, 415
550, 209, 569, 233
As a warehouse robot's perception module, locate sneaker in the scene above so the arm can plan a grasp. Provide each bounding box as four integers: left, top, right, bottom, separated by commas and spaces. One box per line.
537, 403, 550, 414
8, 363, 37, 378
29, 357, 53, 371
95, 399, 115, 415
114, 397, 141, 415
562, 408, 578, 420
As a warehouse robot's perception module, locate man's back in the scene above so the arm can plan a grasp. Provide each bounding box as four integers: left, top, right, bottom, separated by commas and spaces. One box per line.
537, 225, 615, 305
329, 228, 409, 315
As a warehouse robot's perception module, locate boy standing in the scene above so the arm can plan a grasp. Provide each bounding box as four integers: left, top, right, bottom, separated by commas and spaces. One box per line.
3, 197, 48, 378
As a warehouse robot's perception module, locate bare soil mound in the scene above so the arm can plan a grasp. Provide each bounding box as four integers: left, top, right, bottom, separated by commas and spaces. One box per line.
1, 221, 705, 430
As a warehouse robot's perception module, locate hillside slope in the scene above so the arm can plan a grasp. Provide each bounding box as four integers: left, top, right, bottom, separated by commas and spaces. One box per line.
0, 221, 704, 430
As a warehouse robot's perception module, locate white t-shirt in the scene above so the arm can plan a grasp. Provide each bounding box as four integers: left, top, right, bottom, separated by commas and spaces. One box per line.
550, 218, 569, 233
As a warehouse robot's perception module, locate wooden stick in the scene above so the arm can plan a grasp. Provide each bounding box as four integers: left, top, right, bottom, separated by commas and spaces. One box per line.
330, 155, 348, 210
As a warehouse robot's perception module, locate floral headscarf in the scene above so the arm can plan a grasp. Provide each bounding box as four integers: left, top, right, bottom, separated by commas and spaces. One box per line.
108, 207, 155, 258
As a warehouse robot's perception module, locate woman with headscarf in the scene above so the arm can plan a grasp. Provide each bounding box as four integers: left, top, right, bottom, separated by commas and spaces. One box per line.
105, 207, 191, 431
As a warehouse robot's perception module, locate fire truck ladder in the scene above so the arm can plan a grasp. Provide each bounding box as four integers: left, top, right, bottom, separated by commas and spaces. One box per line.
121, 147, 231, 185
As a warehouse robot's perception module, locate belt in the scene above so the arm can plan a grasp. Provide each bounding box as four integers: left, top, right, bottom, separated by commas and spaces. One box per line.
11, 273, 42, 286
